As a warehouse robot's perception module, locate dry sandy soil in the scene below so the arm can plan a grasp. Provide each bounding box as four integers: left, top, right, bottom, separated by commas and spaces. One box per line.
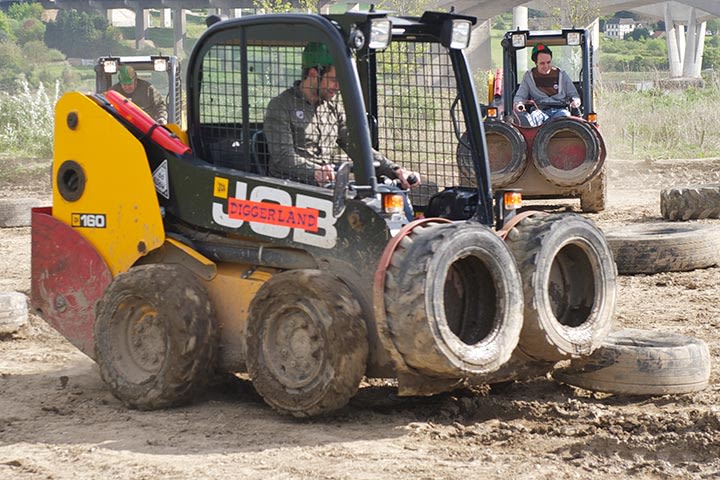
1, 157, 719, 480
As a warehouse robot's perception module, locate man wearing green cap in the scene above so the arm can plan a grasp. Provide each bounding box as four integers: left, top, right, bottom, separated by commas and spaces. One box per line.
264, 42, 420, 192
512, 43, 580, 126
111, 65, 168, 125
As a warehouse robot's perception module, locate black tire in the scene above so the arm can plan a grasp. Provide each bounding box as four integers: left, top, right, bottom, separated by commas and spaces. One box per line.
604, 223, 720, 275
95, 264, 217, 410
660, 184, 720, 221
384, 222, 523, 377
533, 118, 603, 187
458, 123, 528, 188
246, 270, 368, 417
505, 214, 617, 361
580, 166, 607, 213
553, 328, 711, 395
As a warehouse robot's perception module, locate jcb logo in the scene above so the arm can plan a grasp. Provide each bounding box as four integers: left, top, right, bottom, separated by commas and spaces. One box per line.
212, 178, 337, 249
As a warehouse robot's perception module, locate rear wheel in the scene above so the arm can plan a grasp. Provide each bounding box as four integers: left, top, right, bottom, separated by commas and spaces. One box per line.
660, 184, 720, 221
246, 270, 368, 417
95, 264, 217, 410
384, 222, 523, 377
505, 214, 617, 361
580, 167, 607, 213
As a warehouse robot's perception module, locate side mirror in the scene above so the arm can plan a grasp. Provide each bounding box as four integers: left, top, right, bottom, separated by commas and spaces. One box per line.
333, 162, 352, 217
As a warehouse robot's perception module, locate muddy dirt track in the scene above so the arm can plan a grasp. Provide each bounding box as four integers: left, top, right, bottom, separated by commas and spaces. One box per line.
1, 157, 719, 479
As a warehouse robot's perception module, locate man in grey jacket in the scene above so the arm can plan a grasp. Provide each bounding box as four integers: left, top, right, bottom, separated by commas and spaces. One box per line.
264, 42, 420, 189
512, 43, 580, 127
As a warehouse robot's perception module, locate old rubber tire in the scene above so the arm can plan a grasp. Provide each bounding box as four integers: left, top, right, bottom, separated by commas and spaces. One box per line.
580, 166, 607, 213
533, 118, 602, 187
384, 222, 523, 377
505, 213, 617, 361
604, 223, 720, 275
660, 184, 720, 221
553, 328, 711, 395
246, 270, 368, 417
458, 123, 528, 188
95, 264, 217, 410
0, 291, 28, 334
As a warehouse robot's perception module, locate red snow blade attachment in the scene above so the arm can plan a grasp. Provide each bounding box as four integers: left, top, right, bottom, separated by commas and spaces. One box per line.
30, 207, 112, 359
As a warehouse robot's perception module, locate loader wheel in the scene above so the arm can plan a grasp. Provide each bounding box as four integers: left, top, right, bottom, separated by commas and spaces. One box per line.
580, 166, 607, 213
246, 270, 368, 417
457, 125, 528, 188
95, 264, 217, 410
533, 118, 602, 187
384, 222, 523, 377
505, 214, 617, 362
660, 184, 720, 221
604, 223, 720, 275
553, 328, 711, 395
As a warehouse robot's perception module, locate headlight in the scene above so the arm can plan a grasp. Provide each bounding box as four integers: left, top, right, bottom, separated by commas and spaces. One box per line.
368, 18, 391, 50
153, 58, 168, 72
511, 33, 526, 48
566, 32, 581, 46
102, 60, 118, 74
442, 19, 472, 49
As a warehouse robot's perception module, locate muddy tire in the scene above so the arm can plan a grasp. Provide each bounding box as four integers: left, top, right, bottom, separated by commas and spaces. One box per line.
660, 184, 720, 221
95, 264, 217, 410
533, 118, 603, 187
604, 223, 720, 275
580, 167, 607, 213
505, 214, 617, 361
246, 270, 368, 417
553, 328, 711, 395
384, 222, 523, 377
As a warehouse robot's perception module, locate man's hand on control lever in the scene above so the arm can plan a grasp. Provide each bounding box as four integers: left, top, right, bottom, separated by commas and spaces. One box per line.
393, 167, 421, 189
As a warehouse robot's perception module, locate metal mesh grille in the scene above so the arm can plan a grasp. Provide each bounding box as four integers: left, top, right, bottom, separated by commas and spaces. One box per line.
375, 41, 467, 207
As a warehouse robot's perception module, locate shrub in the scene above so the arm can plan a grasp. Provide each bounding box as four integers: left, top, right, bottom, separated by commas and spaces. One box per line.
0, 78, 58, 157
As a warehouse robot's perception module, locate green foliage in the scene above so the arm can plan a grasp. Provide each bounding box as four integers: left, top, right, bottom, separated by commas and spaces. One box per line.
0, 78, 58, 157
13, 17, 46, 45
626, 27, 650, 41
0, 41, 24, 89
7, 2, 44, 21
44, 9, 124, 58
0, 11, 15, 42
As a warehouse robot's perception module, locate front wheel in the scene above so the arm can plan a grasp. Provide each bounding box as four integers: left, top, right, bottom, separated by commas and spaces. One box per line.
246, 270, 368, 417
95, 264, 218, 410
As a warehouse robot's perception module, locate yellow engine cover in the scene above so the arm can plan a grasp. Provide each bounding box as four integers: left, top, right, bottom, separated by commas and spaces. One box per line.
52, 92, 165, 276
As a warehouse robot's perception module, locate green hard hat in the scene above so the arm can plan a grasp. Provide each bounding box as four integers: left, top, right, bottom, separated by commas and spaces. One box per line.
302, 42, 333, 69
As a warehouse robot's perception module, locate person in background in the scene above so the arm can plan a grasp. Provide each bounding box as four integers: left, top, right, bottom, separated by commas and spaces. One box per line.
111, 65, 168, 125
513, 43, 581, 127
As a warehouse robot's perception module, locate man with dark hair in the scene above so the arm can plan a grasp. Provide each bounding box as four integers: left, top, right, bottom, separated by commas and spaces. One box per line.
264, 42, 420, 190
111, 65, 168, 125
512, 43, 581, 126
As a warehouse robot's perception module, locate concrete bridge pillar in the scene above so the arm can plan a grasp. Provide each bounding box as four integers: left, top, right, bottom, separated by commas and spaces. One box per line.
682, 8, 706, 78
133, 5, 149, 50
513, 6, 528, 73
173, 7, 186, 57
467, 18, 492, 71
161, 8, 172, 28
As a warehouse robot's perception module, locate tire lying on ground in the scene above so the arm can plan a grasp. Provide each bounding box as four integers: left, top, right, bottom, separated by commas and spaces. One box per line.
661, 184, 720, 221
0, 291, 28, 334
505, 213, 617, 362
384, 222, 524, 378
246, 269, 368, 418
95, 264, 218, 410
532, 118, 603, 187
0, 198, 41, 228
553, 328, 711, 395
604, 223, 720, 275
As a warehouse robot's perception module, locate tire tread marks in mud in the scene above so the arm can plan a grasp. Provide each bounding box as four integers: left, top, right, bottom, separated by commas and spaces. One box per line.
246, 270, 368, 417
553, 328, 711, 395
505, 213, 617, 362
661, 184, 720, 221
605, 223, 720, 275
95, 264, 218, 410
384, 222, 523, 378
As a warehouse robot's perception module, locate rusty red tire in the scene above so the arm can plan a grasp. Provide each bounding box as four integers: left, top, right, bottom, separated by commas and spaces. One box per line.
533, 118, 602, 187
384, 222, 523, 377
505, 213, 617, 361
246, 270, 368, 417
95, 264, 218, 410
604, 223, 720, 275
553, 328, 711, 395
660, 184, 720, 221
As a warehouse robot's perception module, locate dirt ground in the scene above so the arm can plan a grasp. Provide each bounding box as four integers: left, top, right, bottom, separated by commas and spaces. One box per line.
1, 157, 719, 480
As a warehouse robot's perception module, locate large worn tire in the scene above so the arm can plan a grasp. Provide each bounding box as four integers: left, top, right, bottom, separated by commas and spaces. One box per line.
246, 270, 368, 417
553, 328, 711, 395
533, 118, 603, 187
604, 223, 720, 275
660, 184, 720, 221
505, 213, 617, 361
580, 166, 607, 213
384, 222, 523, 377
95, 264, 217, 410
